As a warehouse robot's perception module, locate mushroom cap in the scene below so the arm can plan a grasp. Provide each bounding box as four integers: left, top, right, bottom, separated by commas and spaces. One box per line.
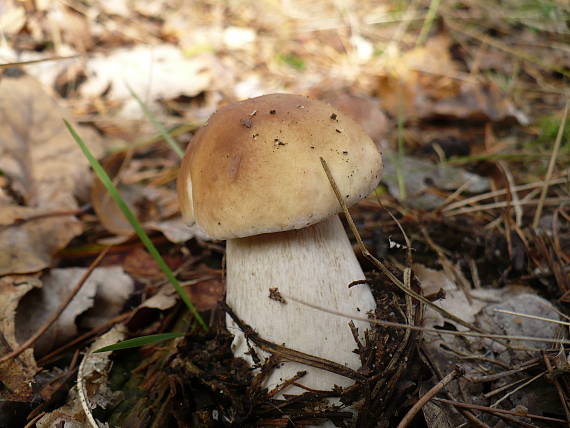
177, 93, 382, 239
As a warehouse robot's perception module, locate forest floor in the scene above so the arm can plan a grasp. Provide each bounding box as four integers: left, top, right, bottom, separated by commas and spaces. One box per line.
0, 1, 569, 427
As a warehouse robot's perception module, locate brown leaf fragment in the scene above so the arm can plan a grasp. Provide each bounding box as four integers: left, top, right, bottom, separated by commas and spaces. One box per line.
122, 247, 164, 281
0, 206, 83, 276
185, 278, 225, 311
0, 75, 103, 275
0, 275, 40, 402
0, 76, 101, 209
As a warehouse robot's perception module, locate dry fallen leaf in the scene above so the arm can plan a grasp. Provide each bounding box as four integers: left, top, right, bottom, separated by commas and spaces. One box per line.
0, 275, 41, 402
16, 266, 134, 356
185, 278, 225, 311
376, 35, 528, 124
0, 75, 103, 275
0, 206, 83, 276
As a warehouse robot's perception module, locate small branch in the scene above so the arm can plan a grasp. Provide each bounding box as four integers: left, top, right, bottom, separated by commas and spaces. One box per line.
433, 397, 568, 425
543, 351, 570, 428
77, 352, 101, 428
0, 247, 111, 365
222, 301, 362, 380
397, 367, 461, 428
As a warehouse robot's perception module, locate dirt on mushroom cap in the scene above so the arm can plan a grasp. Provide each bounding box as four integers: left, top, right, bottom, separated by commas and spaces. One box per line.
178, 93, 383, 239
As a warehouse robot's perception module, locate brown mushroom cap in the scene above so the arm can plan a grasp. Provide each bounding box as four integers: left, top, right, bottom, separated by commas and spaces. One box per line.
177, 93, 382, 239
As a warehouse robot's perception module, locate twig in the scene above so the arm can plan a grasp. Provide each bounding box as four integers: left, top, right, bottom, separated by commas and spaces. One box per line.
442, 176, 568, 212
543, 351, 570, 428
469, 361, 540, 383
222, 302, 362, 381
281, 293, 570, 345
397, 367, 461, 428
433, 397, 567, 425
493, 308, 570, 327
445, 197, 567, 217
0, 247, 111, 365
419, 348, 490, 427
38, 310, 134, 366
490, 371, 545, 408
0, 55, 80, 69
482, 377, 528, 399
533, 98, 569, 229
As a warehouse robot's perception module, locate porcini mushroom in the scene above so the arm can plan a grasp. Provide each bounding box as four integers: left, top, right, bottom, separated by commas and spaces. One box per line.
178, 94, 382, 395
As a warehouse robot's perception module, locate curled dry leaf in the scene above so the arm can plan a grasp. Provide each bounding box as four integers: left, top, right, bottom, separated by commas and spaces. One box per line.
0, 275, 41, 402
0, 75, 102, 275
36, 324, 126, 428
90, 153, 144, 236
15, 266, 134, 356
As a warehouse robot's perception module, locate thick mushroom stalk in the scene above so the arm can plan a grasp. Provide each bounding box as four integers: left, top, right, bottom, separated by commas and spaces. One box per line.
226, 215, 375, 392
177, 93, 384, 418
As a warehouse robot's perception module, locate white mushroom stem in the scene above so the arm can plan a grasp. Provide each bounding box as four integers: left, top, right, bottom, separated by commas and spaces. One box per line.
226, 215, 376, 394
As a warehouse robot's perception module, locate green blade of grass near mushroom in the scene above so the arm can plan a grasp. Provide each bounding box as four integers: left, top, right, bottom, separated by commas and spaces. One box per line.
177, 94, 382, 404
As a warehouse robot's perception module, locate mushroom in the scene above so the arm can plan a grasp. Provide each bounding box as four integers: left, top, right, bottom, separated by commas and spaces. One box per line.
178, 94, 382, 395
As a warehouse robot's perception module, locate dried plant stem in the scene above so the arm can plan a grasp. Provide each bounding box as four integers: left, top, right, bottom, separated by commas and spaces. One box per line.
0, 247, 110, 365
282, 293, 570, 346
446, 197, 567, 217
77, 352, 101, 428
543, 352, 570, 428
397, 367, 461, 428
433, 397, 567, 425
0, 55, 80, 69
493, 308, 570, 327
490, 371, 545, 408
533, 98, 569, 229
443, 176, 568, 212
38, 310, 134, 366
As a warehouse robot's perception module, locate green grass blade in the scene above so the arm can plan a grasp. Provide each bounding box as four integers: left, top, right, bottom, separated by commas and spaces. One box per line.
126, 84, 185, 158
396, 92, 407, 200
64, 120, 207, 331
93, 332, 185, 353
